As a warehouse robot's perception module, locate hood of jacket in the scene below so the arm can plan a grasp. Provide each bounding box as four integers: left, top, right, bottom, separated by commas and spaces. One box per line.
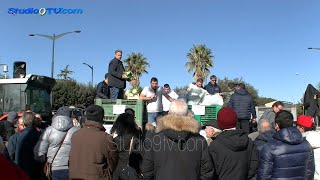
304, 131, 320, 148
235, 88, 249, 96
255, 129, 275, 143
51, 115, 73, 132
216, 130, 249, 152
156, 115, 200, 141
273, 127, 303, 145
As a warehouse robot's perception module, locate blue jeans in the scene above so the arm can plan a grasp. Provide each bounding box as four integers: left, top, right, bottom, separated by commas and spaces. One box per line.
52, 169, 69, 180
148, 112, 163, 123
109, 87, 124, 99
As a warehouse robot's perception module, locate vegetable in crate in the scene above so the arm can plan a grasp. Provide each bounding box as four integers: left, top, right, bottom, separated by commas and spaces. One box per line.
123, 71, 134, 81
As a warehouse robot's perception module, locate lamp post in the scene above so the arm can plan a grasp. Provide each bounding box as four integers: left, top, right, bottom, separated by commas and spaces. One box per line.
29, 30, 81, 78
308, 47, 320, 50
295, 73, 311, 84
83, 62, 93, 86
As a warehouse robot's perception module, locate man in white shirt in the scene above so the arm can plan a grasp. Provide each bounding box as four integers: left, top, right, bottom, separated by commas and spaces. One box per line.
140, 77, 173, 123
162, 84, 179, 115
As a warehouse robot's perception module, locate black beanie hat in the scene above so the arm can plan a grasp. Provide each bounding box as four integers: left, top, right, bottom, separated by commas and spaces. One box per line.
85, 105, 104, 123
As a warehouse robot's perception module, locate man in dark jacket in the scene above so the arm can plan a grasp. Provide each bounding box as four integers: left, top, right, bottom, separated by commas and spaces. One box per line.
69, 105, 119, 180
253, 119, 275, 154
228, 83, 256, 134
96, 73, 110, 99
141, 100, 213, 180
208, 107, 258, 180
258, 110, 315, 180
204, 75, 221, 95
108, 50, 126, 99
7, 112, 42, 179
0, 111, 18, 142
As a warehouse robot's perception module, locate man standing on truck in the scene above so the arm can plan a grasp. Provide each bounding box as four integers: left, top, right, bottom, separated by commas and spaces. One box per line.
204, 75, 221, 95
96, 73, 110, 99
108, 50, 127, 99
140, 77, 174, 123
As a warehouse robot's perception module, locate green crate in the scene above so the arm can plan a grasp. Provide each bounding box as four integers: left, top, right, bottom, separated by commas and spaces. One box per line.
94, 99, 146, 128
189, 105, 222, 126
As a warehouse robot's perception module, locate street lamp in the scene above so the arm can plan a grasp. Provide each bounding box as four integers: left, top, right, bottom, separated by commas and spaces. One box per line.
83, 62, 93, 86
29, 30, 81, 78
295, 73, 311, 84
308, 47, 320, 50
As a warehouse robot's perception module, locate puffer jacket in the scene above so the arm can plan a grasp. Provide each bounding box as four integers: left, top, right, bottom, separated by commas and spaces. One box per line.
228, 88, 256, 119
34, 115, 78, 170
258, 127, 315, 180
254, 129, 275, 154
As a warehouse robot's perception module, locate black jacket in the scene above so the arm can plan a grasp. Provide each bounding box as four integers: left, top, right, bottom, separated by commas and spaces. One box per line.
96, 81, 109, 99
108, 58, 126, 89
204, 82, 221, 95
112, 133, 141, 180
7, 126, 42, 179
258, 127, 315, 180
141, 115, 213, 180
0, 120, 15, 141
254, 129, 275, 154
303, 84, 320, 117
228, 88, 256, 119
209, 130, 258, 180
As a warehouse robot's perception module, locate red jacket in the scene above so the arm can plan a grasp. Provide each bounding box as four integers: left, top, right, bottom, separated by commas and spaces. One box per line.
0, 154, 29, 180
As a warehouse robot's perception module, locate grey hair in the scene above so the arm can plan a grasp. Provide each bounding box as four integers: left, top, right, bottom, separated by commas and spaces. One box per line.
169, 100, 188, 116
22, 112, 36, 127
258, 119, 272, 133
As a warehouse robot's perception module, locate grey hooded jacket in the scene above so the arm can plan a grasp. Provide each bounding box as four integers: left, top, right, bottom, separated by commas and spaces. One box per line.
34, 115, 79, 170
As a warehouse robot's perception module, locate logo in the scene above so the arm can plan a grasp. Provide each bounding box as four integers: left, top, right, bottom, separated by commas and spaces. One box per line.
8, 8, 84, 16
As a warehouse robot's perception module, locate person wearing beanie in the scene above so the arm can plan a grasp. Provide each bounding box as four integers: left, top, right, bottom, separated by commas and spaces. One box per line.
296, 115, 320, 179
69, 105, 118, 180
258, 111, 315, 180
208, 107, 258, 180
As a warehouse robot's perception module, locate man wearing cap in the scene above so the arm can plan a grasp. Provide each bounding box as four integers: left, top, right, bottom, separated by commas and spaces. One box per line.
69, 105, 118, 180
208, 107, 258, 180
258, 111, 315, 180
296, 115, 320, 179
200, 120, 222, 145
96, 73, 110, 99
204, 75, 221, 95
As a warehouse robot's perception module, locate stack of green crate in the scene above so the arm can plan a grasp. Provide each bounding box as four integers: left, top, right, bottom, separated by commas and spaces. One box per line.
94, 99, 145, 127
188, 105, 222, 126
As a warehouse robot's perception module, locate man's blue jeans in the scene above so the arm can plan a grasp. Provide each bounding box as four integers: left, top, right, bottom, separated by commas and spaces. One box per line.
110, 87, 124, 99
148, 112, 163, 123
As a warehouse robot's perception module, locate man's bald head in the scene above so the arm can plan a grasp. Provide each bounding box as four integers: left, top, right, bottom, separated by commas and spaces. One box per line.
258, 119, 272, 133
169, 100, 188, 116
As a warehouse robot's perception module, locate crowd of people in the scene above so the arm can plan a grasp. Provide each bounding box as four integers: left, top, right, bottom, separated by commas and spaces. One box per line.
0, 50, 318, 180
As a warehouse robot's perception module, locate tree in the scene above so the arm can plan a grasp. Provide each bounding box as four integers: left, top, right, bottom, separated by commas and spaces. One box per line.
185, 45, 214, 81
57, 65, 74, 79
124, 52, 150, 86
52, 79, 95, 110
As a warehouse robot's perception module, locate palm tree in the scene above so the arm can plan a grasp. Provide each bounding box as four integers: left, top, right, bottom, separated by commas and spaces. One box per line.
57, 65, 74, 79
185, 45, 214, 81
124, 52, 150, 86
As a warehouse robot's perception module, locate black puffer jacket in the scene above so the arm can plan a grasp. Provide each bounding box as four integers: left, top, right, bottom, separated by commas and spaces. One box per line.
254, 129, 275, 154
258, 127, 315, 180
228, 89, 256, 119
209, 130, 258, 180
141, 115, 213, 180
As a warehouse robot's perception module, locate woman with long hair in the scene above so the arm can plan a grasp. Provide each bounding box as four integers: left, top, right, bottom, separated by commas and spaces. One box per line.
111, 113, 142, 180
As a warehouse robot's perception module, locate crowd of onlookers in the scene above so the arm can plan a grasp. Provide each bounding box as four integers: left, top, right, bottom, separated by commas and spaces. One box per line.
0, 98, 318, 180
